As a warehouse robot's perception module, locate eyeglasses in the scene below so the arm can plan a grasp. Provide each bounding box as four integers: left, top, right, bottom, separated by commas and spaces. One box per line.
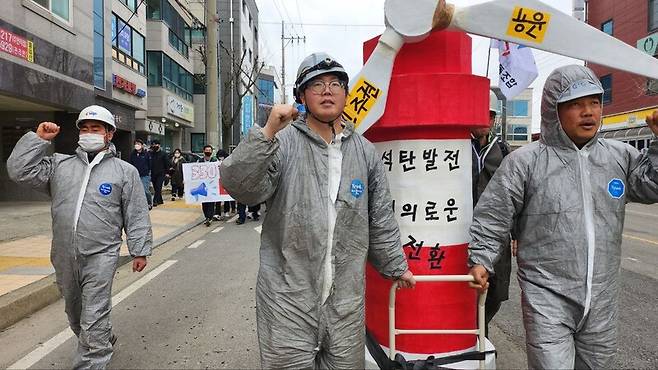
307, 80, 346, 94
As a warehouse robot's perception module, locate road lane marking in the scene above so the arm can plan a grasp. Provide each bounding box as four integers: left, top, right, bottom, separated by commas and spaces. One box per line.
8, 260, 178, 370
211, 227, 224, 234
626, 210, 658, 218
228, 215, 238, 223
187, 240, 205, 249
255, 226, 262, 234
625, 257, 639, 262
622, 233, 658, 246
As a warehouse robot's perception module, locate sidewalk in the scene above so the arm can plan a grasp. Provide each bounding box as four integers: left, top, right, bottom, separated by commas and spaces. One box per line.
0, 197, 206, 329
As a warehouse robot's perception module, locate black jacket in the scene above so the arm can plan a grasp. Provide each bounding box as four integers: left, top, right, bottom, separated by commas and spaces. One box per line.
129, 150, 151, 177
150, 149, 169, 176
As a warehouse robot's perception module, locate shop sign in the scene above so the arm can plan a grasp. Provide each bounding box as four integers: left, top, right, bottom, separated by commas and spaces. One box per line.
637, 34, 658, 56
166, 95, 193, 122
0, 27, 34, 62
113, 74, 146, 97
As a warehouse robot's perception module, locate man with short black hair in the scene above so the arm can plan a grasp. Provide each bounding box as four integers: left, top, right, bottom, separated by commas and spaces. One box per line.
130, 138, 152, 209
150, 139, 168, 207
198, 144, 218, 226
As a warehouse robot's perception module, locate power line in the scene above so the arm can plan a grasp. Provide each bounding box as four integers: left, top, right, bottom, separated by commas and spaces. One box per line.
259, 20, 382, 28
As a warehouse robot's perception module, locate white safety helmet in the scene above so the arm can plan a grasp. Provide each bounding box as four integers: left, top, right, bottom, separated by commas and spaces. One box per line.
293, 52, 349, 104
489, 91, 500, 115
76, 105, 116, 131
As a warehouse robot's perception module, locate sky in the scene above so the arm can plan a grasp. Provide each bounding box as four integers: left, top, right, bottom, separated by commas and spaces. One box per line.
254, 0, 583, 133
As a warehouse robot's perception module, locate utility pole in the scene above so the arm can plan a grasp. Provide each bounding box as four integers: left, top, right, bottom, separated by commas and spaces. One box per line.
280, 21, 305, 104
205, 0, 220, 148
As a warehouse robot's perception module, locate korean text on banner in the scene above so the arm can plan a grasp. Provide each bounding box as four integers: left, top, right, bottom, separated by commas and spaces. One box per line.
182, 162, 233, 204
491, 39, 538, 100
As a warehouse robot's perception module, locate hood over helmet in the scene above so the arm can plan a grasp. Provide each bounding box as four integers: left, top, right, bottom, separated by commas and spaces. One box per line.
540, 65, 604, 149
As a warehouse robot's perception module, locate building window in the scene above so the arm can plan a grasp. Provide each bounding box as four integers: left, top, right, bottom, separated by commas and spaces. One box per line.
508, 100, 529, 116
118, 0, 136, 11
146, 0, 161, 19
191, 133, 206, 153
111, 13, 145, 74
650, 0, 658, 31
31, 0, 70, 22
149, 0, 192, 59
147, 51, 194, 101
601, 19, 613, 35
507, 125, 529, 142
93, 0, 104, 88
193, 74, 206, 94
600, 74, 612, 104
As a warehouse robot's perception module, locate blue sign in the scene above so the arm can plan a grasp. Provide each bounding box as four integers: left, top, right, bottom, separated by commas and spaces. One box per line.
350, 179, 364, 198
241, 95, 254, 136
99, 183, 113, 196
607, 178, 624, 199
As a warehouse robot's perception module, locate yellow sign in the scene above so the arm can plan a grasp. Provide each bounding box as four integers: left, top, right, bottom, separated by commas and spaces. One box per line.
342, 77, 381, 128
602, 106, 658, 129
27, 40, 34, 63
507, 6, 550, 44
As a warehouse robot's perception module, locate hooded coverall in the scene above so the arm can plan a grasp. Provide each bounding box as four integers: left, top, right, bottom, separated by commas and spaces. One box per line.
468, 65, 658, 369
220, 119, 408, 369
7, 132, 152, 369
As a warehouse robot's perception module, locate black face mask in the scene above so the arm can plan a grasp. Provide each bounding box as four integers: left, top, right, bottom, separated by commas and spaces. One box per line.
204, 151, 212, 157
152, 145, 160, 151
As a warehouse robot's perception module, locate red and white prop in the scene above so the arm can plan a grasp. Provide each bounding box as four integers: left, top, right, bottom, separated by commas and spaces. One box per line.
362, 31, 493, 367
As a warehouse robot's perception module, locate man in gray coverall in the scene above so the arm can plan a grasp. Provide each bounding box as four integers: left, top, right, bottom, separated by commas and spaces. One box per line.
7, 105, 152, 369
220, 52, 415, 369
468, 65, 658, 369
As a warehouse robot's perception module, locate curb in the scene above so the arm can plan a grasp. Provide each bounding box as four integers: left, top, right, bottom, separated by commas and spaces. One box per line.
0, 217, 205, 331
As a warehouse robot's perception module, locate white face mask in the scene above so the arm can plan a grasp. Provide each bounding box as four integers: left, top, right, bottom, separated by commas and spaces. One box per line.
78, 133, 106, 152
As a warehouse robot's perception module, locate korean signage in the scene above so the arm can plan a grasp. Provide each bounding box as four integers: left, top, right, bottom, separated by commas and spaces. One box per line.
112, 74, 146, 97
637, 34, 658, 56
241, 94, 253, 136
182, 161, 233, 204
342, 77, 381, 128
506, 6, 551, 44
0, 27, 34, 63
374, 139, 473, 251
166, 95, 193, 122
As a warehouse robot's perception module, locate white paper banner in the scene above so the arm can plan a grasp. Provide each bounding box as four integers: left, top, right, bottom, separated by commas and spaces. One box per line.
182, 162, 233, 204
374, 139, 473, 247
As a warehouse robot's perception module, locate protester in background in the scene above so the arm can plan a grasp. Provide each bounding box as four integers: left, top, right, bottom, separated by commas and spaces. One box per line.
129, 138, 152, 210
7, 105, 152, 368
214, 149, 236, 220
198, 145, 217, 226
471, 91, 513, 338
169, 148, 186, 201
150, 139, 169, 207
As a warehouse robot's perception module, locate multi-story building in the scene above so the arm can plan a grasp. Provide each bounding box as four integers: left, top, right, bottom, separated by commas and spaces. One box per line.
100, 0, 150, 159
0, 0, 96, 200
145, 0, 196, 152
256, 65, 279, 127
586, 0, 658, 150
218, 0, 258, 150
493, 88, 533, 147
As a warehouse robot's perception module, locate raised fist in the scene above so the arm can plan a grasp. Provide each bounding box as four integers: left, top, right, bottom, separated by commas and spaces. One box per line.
262, 105, 299, 139
36, 122, 60, 141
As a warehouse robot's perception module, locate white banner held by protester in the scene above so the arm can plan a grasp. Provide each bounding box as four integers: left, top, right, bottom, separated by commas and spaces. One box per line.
182, 162, 233, 204
492, 39, 538, 100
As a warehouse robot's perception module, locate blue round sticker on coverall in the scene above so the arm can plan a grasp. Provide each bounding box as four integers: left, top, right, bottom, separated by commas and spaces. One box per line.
607, 178, 624, 199
351, 179, 364, 198
99, 183, 112, 196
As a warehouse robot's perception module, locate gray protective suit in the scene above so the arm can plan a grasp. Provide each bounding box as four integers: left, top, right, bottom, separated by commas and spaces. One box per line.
220, 119, 408, 369
7, 132, 152, 369
468, 65, 658, 369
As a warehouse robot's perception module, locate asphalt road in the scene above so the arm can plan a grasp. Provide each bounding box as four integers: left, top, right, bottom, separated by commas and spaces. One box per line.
1, 203, 657, 369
